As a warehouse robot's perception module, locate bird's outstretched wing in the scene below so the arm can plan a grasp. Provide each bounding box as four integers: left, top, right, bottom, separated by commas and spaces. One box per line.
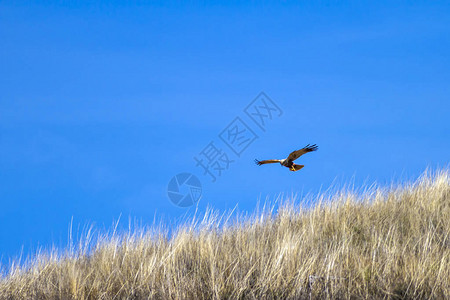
255, 159, 281, 166
287, 144, 318, 161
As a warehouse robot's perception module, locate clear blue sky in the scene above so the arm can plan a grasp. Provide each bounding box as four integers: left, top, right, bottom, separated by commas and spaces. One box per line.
1, 1, 449, 264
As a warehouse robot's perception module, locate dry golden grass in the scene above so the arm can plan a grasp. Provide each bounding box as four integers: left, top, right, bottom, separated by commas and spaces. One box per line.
1, 169, 449, 299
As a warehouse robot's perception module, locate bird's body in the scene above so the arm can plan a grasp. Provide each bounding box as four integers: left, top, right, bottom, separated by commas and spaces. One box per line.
255, 144, 318, 172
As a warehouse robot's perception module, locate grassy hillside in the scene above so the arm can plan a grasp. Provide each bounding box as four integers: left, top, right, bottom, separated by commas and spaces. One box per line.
1, 170, 449, 299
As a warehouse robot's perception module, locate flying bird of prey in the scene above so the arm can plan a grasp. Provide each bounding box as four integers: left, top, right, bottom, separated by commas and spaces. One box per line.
255, 144, 318, 172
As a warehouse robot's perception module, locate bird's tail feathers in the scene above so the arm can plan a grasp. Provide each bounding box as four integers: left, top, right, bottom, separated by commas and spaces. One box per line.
291, 164, 304, 171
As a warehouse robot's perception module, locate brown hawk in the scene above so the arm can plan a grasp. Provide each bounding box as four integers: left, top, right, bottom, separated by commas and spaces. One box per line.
255, 144, 318, 172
